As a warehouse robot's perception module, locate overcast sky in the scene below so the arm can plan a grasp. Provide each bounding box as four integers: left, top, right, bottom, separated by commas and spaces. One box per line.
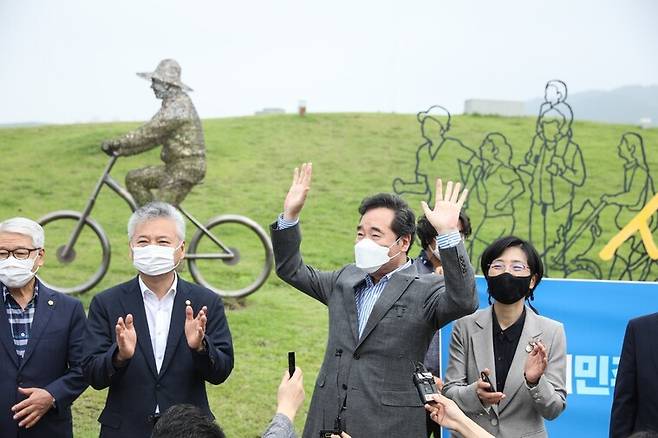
1, 0, 657, 124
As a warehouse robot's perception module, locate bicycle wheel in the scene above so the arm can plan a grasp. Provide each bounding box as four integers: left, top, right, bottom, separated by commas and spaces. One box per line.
38, 210, 111, 294
187, 215, 273, 298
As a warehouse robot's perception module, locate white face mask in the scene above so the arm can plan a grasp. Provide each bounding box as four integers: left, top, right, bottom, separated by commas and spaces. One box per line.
0, 256, 38, 288
354, 238, 401, 274
132, 243, 181, 276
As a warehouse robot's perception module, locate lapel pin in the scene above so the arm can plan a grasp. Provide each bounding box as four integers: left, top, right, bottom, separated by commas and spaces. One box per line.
525, 342, 534, 353
48, 300, 54, 306
185, 300, 191, 306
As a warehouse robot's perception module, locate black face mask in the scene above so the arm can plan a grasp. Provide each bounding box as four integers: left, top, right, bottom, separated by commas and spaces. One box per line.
487, 272, 532, 305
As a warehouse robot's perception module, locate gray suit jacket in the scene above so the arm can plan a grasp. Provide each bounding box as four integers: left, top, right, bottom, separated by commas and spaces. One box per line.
271, 223, 478, 438
443, 307, 567, 438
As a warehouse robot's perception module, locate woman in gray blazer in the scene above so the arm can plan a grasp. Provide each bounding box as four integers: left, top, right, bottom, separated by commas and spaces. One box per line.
443, 236, 567, 437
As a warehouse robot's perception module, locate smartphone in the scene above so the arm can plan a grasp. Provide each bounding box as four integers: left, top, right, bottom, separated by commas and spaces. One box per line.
480, 371, 496, 393
288, 351, 296, 379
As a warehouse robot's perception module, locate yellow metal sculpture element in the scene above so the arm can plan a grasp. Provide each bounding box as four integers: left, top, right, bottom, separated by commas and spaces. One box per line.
599, 193, 658, 261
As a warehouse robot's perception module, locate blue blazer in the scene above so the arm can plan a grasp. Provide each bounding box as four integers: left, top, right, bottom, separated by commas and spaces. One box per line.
82, 276, 234, 438
0, 280, 88, 438
610, 312, 658, 437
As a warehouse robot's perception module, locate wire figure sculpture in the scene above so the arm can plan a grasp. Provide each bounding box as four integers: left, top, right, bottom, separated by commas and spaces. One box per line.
469, 133, 525, 261
392, 81, 657, 280
36, 60, 273, 297
519, 88, 586, 273
598, 132, 657, 280
392, 105, 476, 204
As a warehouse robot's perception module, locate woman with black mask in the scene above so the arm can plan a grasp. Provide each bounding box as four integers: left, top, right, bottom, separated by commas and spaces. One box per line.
442, 236, 567, 438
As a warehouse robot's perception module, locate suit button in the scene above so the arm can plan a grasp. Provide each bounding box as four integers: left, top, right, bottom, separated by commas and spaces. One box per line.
342, 384, 348, 390
156, 384, 161, 389
353, 353, 360, 360
491, 418, 498, 426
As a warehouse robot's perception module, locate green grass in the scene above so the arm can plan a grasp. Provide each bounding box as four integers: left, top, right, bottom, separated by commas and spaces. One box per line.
1, 113, 657, 436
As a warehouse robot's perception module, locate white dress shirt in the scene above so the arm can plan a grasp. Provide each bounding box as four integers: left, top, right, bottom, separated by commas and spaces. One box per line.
138, 273, 177, 414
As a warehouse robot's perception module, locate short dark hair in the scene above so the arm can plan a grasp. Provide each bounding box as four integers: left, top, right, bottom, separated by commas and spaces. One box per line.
358, 193, 415, 252
480, 236, 544, 292
416, 216, 436, 250
458, 211, 472, 238
151, 404, 225, 438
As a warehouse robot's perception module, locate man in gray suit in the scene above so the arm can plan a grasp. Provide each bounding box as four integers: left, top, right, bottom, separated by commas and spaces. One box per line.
271, 163, 478, 438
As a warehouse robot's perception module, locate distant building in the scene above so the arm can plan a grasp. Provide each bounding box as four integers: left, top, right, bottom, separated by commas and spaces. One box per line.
639, 117, 652, 129
255, 108, 285, 116
464, 99, 526, 117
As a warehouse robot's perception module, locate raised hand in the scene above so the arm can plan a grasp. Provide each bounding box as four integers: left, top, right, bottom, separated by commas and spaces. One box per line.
421, 179, 469, 234
12, 387, 55, 428
283, 163, 312, 222
115, 314, 137, 362
524, 341, 548, 384
185, 305, 207, 352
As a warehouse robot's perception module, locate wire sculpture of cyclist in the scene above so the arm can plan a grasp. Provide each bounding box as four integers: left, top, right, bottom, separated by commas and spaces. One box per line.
101, 59, 206, 207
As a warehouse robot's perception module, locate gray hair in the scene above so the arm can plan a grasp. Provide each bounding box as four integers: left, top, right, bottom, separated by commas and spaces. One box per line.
0, 217, 45, 248
127, 202, 186, 242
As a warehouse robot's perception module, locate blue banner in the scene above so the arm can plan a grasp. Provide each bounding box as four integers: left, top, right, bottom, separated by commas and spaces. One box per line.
440, 276, 658, 437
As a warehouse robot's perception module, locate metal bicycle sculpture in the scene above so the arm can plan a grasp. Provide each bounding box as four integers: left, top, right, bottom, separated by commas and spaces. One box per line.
37, 155, 274, 298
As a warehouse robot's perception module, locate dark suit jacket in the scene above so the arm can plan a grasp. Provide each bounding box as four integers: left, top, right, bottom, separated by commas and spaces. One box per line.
610, 312, 658, 437
271, 223, 478, 438
0, 280, 88, 438
82, 276, 234, 438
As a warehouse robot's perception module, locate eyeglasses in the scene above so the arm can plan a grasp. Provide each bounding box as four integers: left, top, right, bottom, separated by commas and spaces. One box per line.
0, 248, 41, 260
488, 261, 530, 274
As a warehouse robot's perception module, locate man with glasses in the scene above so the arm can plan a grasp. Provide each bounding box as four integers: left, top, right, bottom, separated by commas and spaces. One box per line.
0, 217, 88, 438
443, 236, 567, 438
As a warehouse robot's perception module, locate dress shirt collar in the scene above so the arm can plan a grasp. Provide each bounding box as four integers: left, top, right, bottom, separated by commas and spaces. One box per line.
362, 258, 412, 288
138, 272, 178, 300
2, 279, 39, 304
492, 305, 526, 342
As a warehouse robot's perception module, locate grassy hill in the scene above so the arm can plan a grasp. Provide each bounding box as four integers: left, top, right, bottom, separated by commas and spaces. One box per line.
1, 113, 657, 436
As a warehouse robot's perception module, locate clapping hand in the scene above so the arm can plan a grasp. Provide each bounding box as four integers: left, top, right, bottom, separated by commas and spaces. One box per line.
115, 314, 137, 363
185, 305, 208, 352
421, 179, 469, 234
283, 163, 312, 222
524, 341, 548, 384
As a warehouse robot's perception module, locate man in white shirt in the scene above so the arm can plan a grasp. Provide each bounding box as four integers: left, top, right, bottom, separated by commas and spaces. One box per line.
83, 202, 234, 438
